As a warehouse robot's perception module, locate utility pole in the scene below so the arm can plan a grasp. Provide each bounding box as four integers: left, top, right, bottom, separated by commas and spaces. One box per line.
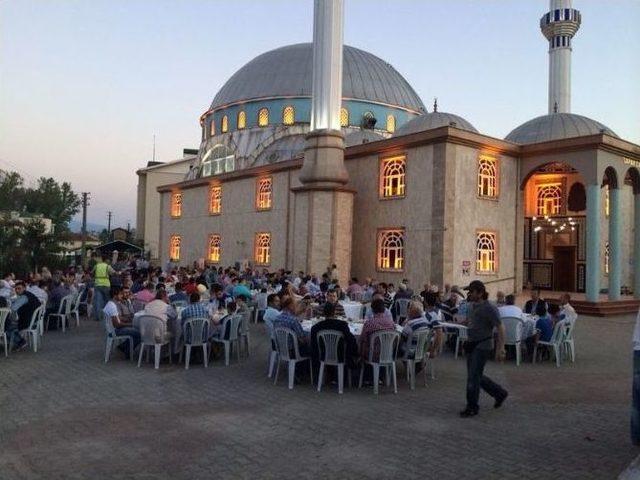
80, 192, 90, 268
107, 211, 112, 240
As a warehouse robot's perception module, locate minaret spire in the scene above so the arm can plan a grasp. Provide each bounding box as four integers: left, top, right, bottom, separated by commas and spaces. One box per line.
540, 0, 581, 114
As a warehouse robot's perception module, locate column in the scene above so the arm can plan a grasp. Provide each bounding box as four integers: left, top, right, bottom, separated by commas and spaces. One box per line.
608, 187, 622, 300
635, 194, 640, 299
585, 184, 601, 302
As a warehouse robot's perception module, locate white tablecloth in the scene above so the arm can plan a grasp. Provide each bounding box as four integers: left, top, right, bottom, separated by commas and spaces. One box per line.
301, 318, 402, 338
521, 314, 537, 339
339, 301, 364, 321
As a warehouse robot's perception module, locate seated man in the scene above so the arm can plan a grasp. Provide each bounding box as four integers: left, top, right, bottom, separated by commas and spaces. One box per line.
169, 282, 189, 304
208, 283, 230, 313
310, 302, 359, 379
263, 294, 281, 338
495, 291, 506, 307
524, 289, 548, 315
7, 281, 41, 350
560, 293, 577, 324
400, 300, 442, 359
273, 296, 309, 355
438, 294, 458, 323
144, 289, 178, 325
181, 292, 209, 325
533, 303, 557, 344
115, 286, 136, 324
319, 289, 345, 317
359, 298, 396, 361
345, 277, 364, 300
134, 282, 156, 305
103, 286, 141, 358
498, 294, 523, 319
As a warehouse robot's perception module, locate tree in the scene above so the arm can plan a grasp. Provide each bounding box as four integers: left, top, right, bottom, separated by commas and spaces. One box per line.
0, 170, 25, 211
20, 219, 63, 272
23, 177, 81, 234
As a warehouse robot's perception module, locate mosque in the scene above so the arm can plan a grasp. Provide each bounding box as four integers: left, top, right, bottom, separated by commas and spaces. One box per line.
135, 0, 640, 312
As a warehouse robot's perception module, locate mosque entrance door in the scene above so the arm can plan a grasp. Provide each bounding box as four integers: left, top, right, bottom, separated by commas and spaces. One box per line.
553, 246, 576, 292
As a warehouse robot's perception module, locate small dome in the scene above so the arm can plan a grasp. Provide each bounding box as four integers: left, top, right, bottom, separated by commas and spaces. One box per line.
345, 130, 385, 146
392, 111, 478, 137
505, 113, 618, 144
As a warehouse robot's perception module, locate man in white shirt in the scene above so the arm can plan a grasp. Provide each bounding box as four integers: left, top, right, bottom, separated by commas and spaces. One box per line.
498, 294, 523, 320
144, 290, 177, 325
560, 293, 577, 324
27, 280, 48, 305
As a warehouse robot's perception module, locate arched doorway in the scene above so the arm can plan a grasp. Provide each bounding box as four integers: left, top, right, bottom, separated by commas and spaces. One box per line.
521, 162, 586, 292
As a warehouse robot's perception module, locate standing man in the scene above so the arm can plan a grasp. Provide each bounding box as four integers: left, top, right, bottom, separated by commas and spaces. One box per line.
460, 280, 508, 417
92, 253, 116, 320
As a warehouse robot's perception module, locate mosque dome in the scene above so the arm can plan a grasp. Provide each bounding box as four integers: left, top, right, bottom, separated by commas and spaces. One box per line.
392, 110, 478, 137
210, 43, 425, 113
505, 113, 618, 144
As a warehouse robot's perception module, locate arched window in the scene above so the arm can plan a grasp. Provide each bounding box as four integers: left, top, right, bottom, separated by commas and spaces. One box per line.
208, 234, 221, 263
258, 108, 269, 127
477, 155, 498, 198
282, 106, 295, 125
378, 229, 404, 271
380, 155, 406, 198
221, 115, 228, 133
537, 184, 562, 216
169, 235, 181, 261
255, 232, 271, 265
476, 231, 497, 273
386, 114, 396, 133
209, 185, 221, 214
237, 110, 246, 129
604, 188, 610, 217
170, 192, 182, 218
340, 107, 349, 127
209, 120, 215, 137
256, 176, 272, 210
604, 242, 610, 275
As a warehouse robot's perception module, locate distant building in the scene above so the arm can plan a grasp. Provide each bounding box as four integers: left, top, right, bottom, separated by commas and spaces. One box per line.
1, 211, 54, 234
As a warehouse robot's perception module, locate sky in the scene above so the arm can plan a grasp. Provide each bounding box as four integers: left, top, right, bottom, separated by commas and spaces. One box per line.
1, 0, 639, 228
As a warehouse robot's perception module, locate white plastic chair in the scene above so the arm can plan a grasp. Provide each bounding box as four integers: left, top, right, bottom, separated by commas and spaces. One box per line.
502, 317, 524, 366
47, 294, 74, 333
358, 330, 400, 394
273, 326, 313, 390
211, 314, 242, 366
181, 317, 210, 369
400, 327, 432, 390
79, 288, 92, 320
0, 308, 10, 356
69, 291, 83, 327
533, 320, 566, 367
562, 319, 576, 362
267, 328, 278, 378
253, 293, 268, 323
393, 299, 411, 324
316, 329, 350, 394
454, 326, 469, 359
19, 305, 43, 352
137, 315, 172, 369
238, 308, 252, 357
102, 311, 135, 363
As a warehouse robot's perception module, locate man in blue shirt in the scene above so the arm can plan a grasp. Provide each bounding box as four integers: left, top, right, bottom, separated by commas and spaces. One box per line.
273, 296, 309, 355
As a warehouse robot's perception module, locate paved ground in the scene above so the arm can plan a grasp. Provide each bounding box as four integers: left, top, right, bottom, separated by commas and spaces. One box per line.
0, 313, 638, 480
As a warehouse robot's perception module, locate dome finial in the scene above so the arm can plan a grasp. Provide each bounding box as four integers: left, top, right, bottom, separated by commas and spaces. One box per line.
553, 101, 558, 113
433, 97, 438, 112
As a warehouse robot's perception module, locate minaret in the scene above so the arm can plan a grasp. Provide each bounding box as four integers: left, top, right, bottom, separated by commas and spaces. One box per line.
292, 0, 354, 285
540, 0, 581, 114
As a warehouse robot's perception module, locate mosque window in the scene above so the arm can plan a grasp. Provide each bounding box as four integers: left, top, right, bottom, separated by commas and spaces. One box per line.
169, 235, 181, 261
237, 110, 246, 129
221, 115, 228, 133
476, 231, 497, 274
208, 234, 221, 263
604, 188, 610, 217
537, 184, 562, 216
209, 120, 215, 137
477, 155, 498, 198
254, 232, 271, 265
209, 185, 222, 215
170, 192, 182, 218
380, 155, 406, 199
386, 115, 396, 133
282, 106, 295, 125
256, 176, 272, 210
258, 108, 269, 127
340, 107, 349, 127
377, 229, 404, 271
604, 242, 610, 275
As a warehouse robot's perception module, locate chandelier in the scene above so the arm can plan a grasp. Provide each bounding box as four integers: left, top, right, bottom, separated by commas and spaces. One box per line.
532, 215, 576, 234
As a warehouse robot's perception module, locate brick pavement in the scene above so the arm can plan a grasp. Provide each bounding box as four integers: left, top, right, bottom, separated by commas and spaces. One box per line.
0, 313, 638, 479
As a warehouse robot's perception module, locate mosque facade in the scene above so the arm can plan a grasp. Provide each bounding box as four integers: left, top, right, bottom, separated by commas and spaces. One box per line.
136, 0, 640, 303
